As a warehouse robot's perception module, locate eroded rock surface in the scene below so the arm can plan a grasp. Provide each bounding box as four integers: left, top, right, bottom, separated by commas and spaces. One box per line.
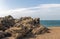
0, 15, 50, 39
0, 15, 15, 31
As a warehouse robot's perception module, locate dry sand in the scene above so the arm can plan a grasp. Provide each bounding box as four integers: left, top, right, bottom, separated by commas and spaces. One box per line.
23, 27, 60, 39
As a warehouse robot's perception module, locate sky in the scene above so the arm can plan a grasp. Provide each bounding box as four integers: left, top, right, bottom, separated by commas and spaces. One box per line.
0, 0, 60, 20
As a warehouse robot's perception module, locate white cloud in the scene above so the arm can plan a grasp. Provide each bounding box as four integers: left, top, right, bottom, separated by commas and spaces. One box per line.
40, 4, 60, 9
0, 4, 60, 20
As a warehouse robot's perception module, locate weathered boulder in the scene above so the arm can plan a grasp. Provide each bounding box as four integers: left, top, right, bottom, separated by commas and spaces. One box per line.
5, 25, 32, 39
0, 15, 15, 31
20, 17, 32, 21
31, 25, 49, 35
0, 31, 5, 39
33, 18, 40, 26
2, 37, 15, 39
20, 17, 33, 24
14, 19, 20, 23
0, 18, 7, 31
2, 15, 15, 27
0, 31, 11, 39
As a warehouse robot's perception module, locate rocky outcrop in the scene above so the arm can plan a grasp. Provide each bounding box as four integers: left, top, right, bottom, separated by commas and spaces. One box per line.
0, 15, 15, 31
0, 15, 50, 39
32, 25, 49, 35
0, 31, 11, 39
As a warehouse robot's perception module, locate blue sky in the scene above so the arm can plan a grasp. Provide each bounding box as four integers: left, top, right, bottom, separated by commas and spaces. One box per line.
0, 0, 60, 20
4, 0, 60, 9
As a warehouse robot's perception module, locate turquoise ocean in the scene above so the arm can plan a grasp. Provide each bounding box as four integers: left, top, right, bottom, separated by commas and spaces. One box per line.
40, 20, 60, 27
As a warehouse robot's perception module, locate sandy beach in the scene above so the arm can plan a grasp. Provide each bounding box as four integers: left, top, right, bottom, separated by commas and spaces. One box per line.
23, 27, 60, 39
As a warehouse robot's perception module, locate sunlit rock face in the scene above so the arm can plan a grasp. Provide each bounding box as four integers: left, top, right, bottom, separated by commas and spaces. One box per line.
0, 15, 49, 39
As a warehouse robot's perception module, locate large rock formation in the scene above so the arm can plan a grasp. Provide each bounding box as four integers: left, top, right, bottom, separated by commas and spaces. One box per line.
0, 15, 50, 39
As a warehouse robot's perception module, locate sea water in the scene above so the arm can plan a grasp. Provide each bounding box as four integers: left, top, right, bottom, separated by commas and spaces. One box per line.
40, 20, 60, 27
